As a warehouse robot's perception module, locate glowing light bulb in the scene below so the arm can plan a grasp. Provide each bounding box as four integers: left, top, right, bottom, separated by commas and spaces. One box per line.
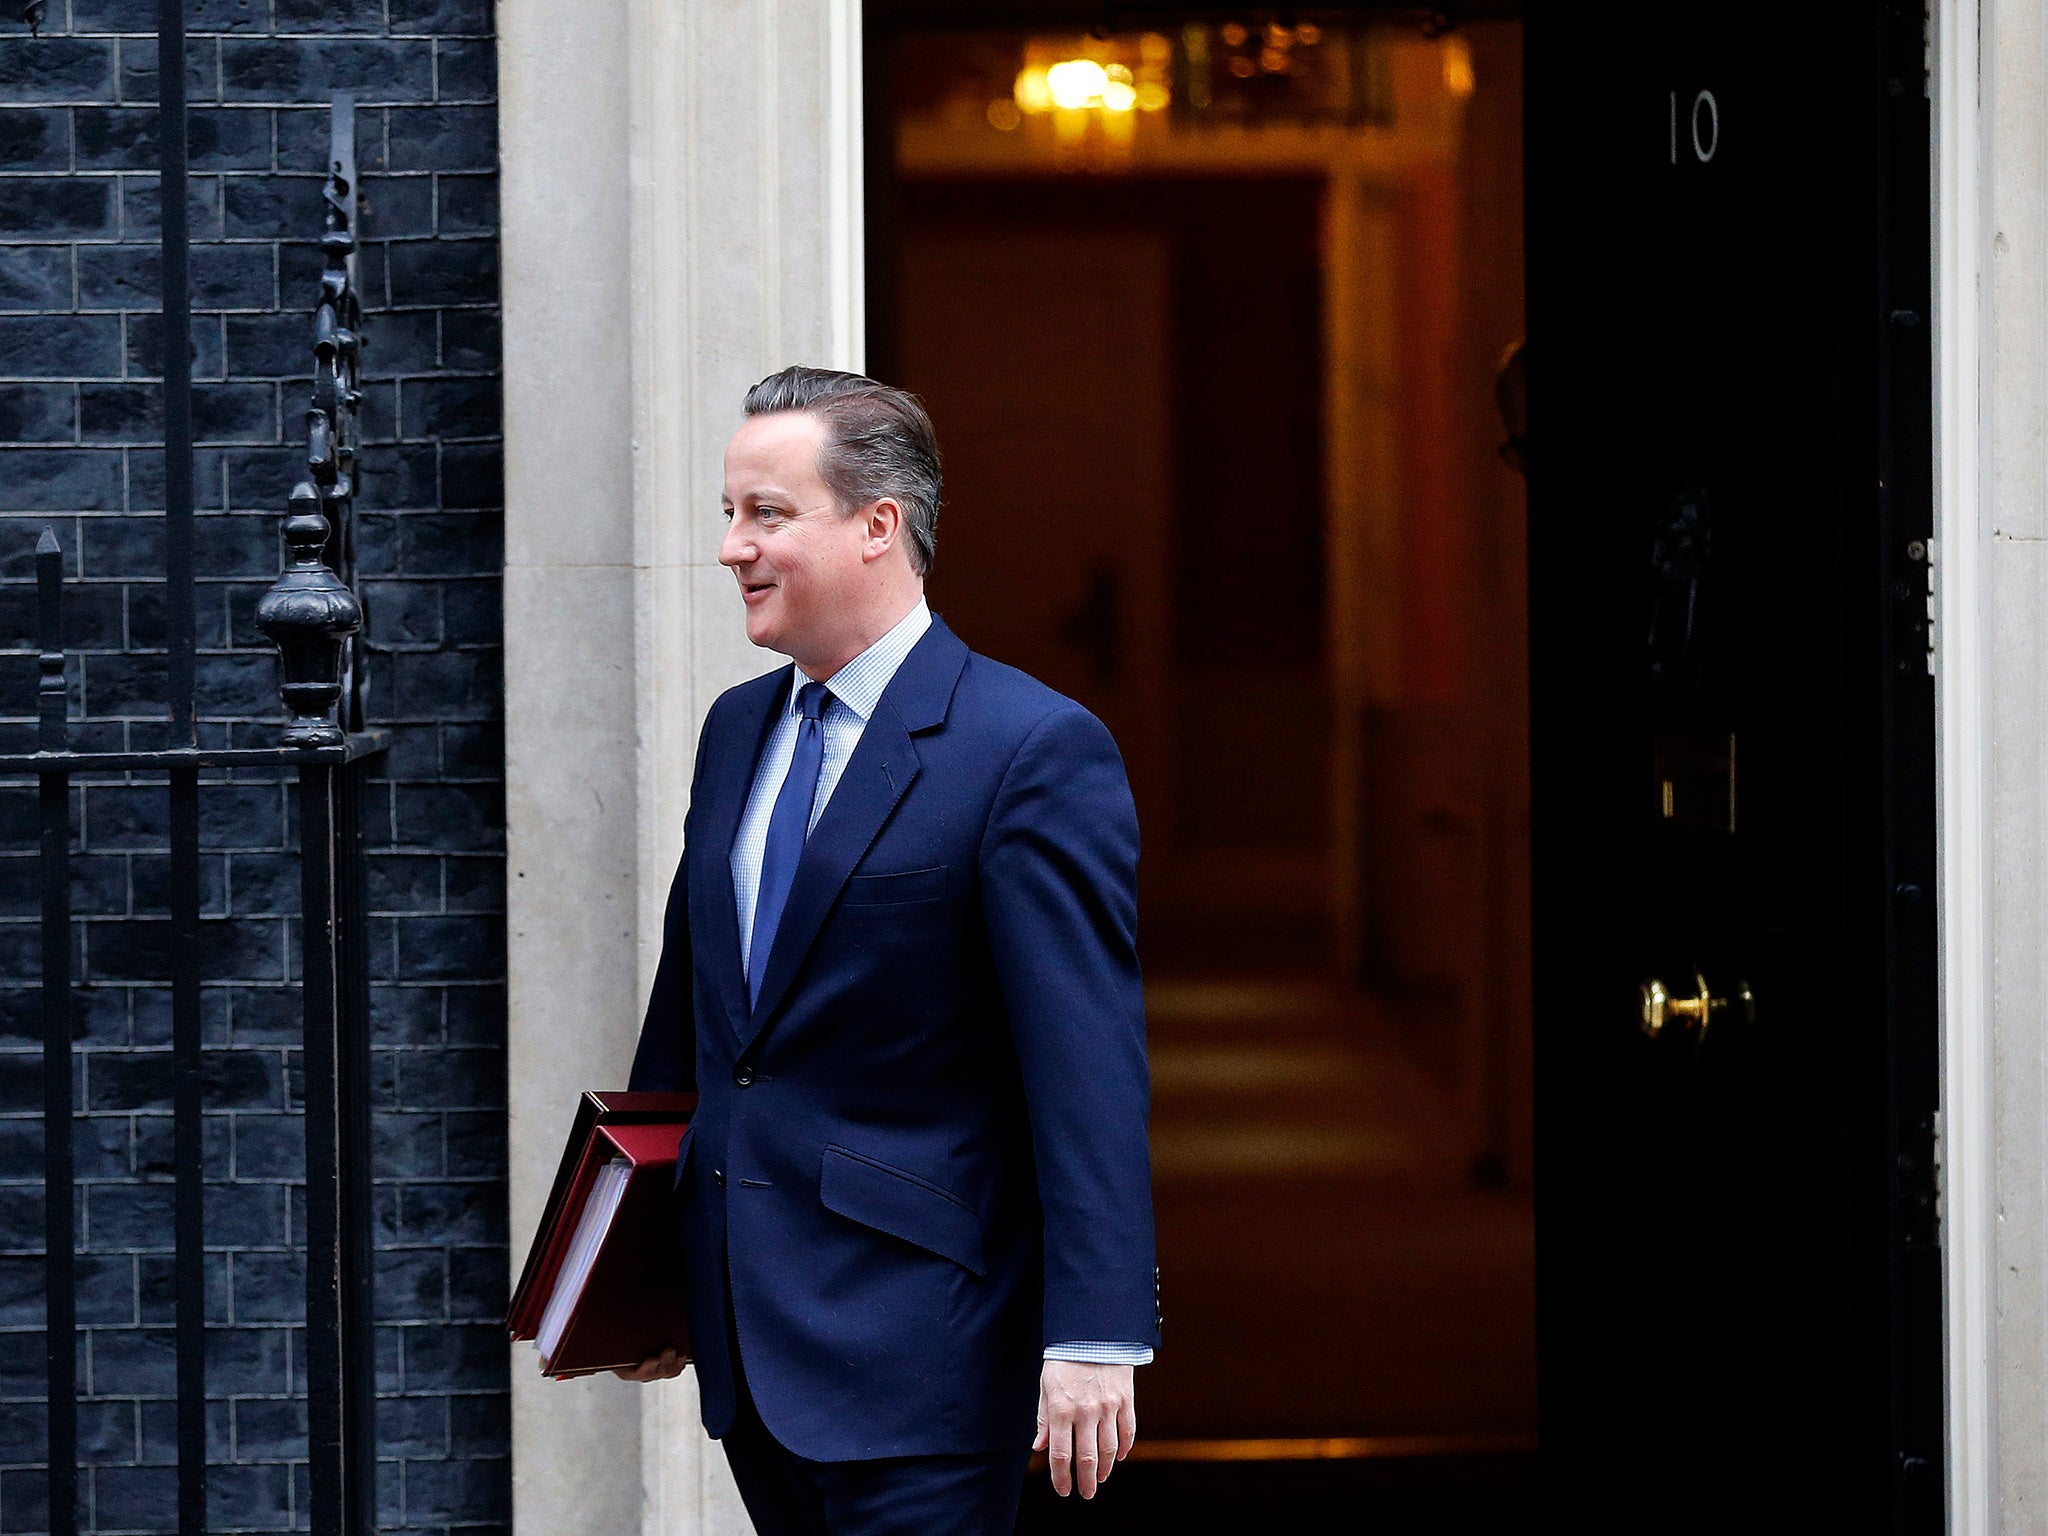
1442, 36, 1476, 98
1014, 65, 1053, 114
1046, 58, 1110, 109
1101, 79, 1137, 112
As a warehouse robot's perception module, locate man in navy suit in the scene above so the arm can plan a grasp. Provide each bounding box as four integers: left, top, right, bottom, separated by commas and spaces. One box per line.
616, 367, 1159, 1534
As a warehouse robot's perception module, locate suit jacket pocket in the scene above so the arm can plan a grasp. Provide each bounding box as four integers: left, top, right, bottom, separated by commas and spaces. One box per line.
819, 1145, 987, 1275
841, 866, 947, 906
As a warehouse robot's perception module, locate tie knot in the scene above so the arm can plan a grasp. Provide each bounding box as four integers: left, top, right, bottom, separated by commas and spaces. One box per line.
796, 681, 830, 722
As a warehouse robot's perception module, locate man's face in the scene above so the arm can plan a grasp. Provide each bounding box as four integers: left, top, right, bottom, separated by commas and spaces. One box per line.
720, 411, 869, 663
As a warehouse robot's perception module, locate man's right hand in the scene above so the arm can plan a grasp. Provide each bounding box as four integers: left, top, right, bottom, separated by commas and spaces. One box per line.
612, 1348, 686, 1382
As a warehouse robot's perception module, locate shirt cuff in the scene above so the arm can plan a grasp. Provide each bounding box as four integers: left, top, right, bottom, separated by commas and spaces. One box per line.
1043, 1342, 1155, 1365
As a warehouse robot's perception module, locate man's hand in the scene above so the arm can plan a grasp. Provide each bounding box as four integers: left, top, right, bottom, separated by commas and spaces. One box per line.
611, 1348, 685, 1383
1033, 1360, 1135, 1499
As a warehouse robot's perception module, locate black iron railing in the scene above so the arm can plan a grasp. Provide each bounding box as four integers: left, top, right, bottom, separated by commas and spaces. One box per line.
4, 15, 382, 1529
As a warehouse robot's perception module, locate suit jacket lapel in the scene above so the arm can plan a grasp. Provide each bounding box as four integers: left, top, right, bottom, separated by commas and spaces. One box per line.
739, 618, 969, 1050
698, 665, 790, 1044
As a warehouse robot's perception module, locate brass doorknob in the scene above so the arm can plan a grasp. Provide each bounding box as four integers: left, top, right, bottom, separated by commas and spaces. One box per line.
1641, 974, 1754, 1039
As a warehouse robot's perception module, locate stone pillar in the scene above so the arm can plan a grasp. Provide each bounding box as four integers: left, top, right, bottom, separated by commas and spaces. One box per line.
499, 1, 861, 1533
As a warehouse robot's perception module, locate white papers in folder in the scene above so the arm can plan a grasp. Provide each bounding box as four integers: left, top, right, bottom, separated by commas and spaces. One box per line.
536, 1156, 633, 1368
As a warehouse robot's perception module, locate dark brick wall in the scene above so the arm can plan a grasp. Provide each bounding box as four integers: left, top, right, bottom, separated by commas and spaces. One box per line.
0, 2, 505, 1532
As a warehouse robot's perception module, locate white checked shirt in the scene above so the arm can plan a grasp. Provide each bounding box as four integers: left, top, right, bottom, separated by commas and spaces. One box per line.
728, 597, 1153, 1368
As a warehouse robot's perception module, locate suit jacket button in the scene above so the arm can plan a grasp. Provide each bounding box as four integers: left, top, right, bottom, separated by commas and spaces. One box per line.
713, 1167, 725, 1186
733, 1065, 754, 1088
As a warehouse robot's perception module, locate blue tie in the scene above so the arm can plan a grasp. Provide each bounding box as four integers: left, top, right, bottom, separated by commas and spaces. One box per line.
749, 680, 830, 1007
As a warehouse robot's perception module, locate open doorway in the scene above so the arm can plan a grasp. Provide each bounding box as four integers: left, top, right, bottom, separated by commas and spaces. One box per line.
866, 9, 1536, 1517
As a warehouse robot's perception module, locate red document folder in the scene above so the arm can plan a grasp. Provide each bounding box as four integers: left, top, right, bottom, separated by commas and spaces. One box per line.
507, 1090, 696, 1379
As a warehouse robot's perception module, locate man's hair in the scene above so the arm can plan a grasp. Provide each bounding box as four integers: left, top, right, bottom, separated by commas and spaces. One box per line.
743, 366, 943, 575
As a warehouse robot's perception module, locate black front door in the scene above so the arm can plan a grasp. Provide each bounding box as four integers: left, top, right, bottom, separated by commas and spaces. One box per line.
1527, 4, 1940, 1529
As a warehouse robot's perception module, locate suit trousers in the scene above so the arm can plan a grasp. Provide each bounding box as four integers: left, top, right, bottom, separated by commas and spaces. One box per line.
717, 1293, 1032, 1536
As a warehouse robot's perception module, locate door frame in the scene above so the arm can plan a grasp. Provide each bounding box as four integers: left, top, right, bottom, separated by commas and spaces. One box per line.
1932, 0, 1990, 1528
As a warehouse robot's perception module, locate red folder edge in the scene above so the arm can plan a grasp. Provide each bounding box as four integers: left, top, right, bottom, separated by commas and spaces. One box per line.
507, 1090, 697, 1347
537, 1120, 692, 1377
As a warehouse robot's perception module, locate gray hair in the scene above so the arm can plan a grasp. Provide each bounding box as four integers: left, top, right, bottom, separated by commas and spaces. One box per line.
743, 366, 943, 575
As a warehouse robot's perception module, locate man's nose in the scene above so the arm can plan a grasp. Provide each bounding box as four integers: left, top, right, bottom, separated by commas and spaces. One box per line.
719, 519, 751, 569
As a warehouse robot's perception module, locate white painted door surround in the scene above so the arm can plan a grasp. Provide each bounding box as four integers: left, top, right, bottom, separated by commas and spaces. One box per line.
491, 0, 2048, 1529
499, 1, 860, 1532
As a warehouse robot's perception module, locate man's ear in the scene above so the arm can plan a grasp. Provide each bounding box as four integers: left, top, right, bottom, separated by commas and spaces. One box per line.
861, 497, 905, 563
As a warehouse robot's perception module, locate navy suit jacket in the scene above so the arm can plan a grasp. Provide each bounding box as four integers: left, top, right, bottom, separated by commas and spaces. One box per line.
626, 616, 1159, 1462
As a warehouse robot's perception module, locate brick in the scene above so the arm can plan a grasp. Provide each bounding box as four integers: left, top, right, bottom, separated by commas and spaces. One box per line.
399, 1321, 500, 1392
356, 439, 438, 506
0, 448, 124, 510
367, 850, 439, 912
116, 39, 220, 108
376, 1249, 447, 1324
75, 0, 267, 29
439, 311, 499, 379
403, 1457, 508, 1525
402, 374, 497, 440
387, 237, 495, 307
379, 1392, 448, 1458
77, 1398, 137, 1464
205, 1324, 288, 1394
220, 173, 322, 241
373, 1109, 442, 1179
436, 38, 497, 102
75, 1251, 139, 1324
208, 1461, 292, 1528
221, 40, 435, 104
436, 173, 495, 237
387, 106, 494, 172
232, 1396, 305, 1460
272, 0, 391, 34
123, 312, 228, 380
74, 104, 273, 172
439, 722, 500, 778
230, 1112, 302, 1179
444, 1108, 501, 1177
0, 39, 117, 102
224, 986, 301, 1042
86, 1180, 171, 1250
0, 1404, 44, 1466
389, 0, 492, 32
220, 443, 299, 508
446, 1245, 504, 1322
400, 509, 499, 576
398, 1046, 500, 1111
0, 246, 71, 311
119, 171, 225, 242
228, 1248, 302, 1322
0, 313, 122, 377
392, 783, 499, 853
77, 381, 156, 442
89, 1328, 179, 1399
0, 382, 73, 442
0, 1467, 50, 1532
0, 175, 115, 237
362, 578, 440, 651
381, 648, 500, 722
93, 1466, 179, 1530
78, 651, 167, 720
0, 107, 68, 170
190, 381, 275, 443
361, 173, 435, 240
225, 854, 299, 919
221, 311, 304, 378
